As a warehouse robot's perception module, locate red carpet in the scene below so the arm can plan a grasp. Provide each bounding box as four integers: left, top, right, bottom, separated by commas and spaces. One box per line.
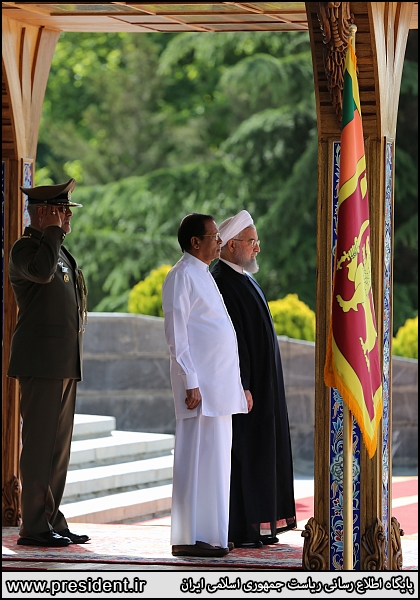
390, 479, 418, 535
2, 477, 417, 571
292, 478, 418, 534
295, 496, 314, 524
393, 504, 418, 536
2, 524, 304, 570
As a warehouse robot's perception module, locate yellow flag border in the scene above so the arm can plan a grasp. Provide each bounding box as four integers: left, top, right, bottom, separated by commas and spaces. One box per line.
327, 334, 383, 459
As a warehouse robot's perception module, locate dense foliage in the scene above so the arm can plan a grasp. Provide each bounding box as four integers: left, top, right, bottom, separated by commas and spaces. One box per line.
37, 30, 418, 334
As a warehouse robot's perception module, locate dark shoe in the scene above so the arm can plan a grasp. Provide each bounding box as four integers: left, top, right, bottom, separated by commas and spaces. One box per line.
261, 536, 279, 545
236, 540, 263, 548
228, 542, 235, 551
172, 544, 196, 556
172, 541, 229, 557
17, 530, 71, 547
56, 528, 90, 544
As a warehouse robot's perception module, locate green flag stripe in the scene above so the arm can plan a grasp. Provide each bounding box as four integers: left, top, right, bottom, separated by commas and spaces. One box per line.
341, 69, 357, 129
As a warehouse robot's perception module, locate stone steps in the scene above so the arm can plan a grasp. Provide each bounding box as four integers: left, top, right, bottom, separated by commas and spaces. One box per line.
69, 430, 175, 468
62, 414, 174, 524
63, 485, 173, 525
71, 413, 116, 440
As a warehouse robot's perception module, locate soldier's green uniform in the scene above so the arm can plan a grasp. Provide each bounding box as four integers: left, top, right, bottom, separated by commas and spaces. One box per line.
8, 178, 89, 547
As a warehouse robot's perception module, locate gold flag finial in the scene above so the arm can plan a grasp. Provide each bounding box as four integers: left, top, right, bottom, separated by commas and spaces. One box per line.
349, 23, 357, 46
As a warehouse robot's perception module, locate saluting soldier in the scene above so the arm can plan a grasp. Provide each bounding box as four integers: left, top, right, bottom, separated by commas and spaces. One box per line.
8, 178, 90, 547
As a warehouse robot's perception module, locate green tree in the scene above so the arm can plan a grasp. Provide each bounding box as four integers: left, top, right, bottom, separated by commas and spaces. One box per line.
37, 32, 172, 185
37, 29, 417, 333
255, 135, 318, 310
393, 30, 418, 332
65, 160, 248, 311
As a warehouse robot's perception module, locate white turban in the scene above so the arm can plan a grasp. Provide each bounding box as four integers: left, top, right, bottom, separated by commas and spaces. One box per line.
218, 210, 254, 247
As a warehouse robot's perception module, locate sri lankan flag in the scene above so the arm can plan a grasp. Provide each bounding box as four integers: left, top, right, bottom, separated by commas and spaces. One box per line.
324, 41, 383, 459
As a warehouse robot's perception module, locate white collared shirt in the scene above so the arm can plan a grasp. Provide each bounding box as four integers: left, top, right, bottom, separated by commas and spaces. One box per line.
219, 257, 244, 274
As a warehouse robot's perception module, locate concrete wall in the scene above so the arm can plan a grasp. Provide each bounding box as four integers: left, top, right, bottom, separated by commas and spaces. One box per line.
78, 313, 175, 434
76, 313, 418, 475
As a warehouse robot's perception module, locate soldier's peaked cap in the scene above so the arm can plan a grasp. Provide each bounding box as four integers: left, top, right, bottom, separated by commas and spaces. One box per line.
20, 178, 82, 207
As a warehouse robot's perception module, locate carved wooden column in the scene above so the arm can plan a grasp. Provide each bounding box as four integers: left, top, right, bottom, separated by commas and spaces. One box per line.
2, 16, 60, 526
359, 1, 412, 570
303, 2, 412, 570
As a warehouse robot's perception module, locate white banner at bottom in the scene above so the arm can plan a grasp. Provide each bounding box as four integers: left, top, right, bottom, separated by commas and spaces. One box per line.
2, 570, 417, 598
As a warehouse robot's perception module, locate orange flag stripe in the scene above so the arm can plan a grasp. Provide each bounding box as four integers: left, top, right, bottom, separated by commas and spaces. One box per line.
339, 109, 366, 198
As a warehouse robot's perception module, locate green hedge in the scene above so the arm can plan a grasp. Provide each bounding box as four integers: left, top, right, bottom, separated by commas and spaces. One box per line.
268, 293, 315, 341
128, 264, 172, 318
392, 315, 418, 359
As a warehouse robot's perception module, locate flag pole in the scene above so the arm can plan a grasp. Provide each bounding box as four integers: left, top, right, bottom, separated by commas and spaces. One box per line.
342, 24, 357, 572
343, 404, 353, 569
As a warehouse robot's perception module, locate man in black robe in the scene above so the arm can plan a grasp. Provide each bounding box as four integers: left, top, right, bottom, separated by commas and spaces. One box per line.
211, 210, 296, 548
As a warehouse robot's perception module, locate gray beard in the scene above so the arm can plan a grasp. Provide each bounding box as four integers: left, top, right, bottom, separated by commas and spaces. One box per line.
240, 257, 259, 274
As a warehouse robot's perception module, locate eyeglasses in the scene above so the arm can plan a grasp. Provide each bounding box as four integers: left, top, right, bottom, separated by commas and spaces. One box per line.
233, 238, 260, 248
201, 232, 222, 241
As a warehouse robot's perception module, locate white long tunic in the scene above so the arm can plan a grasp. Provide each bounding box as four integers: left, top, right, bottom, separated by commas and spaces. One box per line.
162, 252, 248, 548
162, 252, 248, 419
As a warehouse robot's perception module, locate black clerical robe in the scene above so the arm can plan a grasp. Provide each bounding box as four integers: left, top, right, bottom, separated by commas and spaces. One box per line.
211, 259, 296, 543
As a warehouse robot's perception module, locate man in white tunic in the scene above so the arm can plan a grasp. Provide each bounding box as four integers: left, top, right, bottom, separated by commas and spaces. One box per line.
162, 213, 251, 558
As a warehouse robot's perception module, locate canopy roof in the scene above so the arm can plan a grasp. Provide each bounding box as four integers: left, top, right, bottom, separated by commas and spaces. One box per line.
3, 2, 417, 33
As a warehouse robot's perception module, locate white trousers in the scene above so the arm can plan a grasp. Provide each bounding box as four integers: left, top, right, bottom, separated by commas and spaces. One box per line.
170, 410, 232, 548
